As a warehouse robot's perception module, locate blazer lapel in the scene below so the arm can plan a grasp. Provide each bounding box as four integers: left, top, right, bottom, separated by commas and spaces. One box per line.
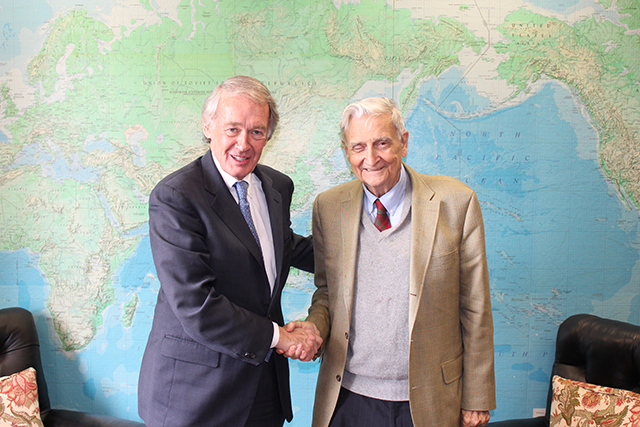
253, 166, 285, 295
202, 151, 265, 268
406, 165, 438, 333
340, 182, 363, 315
336, 168, 438, 333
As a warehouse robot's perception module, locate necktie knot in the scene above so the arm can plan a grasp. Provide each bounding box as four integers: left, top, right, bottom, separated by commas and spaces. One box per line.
374, 199, 391, 231
235, 180, 249, 201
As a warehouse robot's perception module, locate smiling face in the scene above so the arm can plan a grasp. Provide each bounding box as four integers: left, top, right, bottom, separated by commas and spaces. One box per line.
203, 95, 270, 180
343, 113, 408, 197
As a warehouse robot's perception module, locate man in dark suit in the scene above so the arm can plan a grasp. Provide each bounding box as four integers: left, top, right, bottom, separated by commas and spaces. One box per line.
138, 76, 320, 427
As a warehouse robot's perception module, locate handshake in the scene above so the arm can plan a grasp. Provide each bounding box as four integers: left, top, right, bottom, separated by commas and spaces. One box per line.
275, 321, 323, 362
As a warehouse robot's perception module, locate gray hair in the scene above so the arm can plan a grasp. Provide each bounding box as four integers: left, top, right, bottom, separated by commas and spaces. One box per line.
339, 97, 405, 142
202, 76, 279, 142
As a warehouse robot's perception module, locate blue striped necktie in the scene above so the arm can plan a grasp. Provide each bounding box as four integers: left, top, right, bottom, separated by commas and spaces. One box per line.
234, 180, 262, 250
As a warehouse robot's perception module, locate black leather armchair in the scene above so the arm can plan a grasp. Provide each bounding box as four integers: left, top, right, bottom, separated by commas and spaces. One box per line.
489, 313, 640, 427
0, 307, 145, 427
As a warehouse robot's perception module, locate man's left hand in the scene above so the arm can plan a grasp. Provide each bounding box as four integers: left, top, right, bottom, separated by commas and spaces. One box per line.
461, 410, 490, 427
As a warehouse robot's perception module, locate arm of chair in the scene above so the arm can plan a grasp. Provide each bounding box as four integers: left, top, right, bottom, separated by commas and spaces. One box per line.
43, 409, 145, 427
487, 417, 547, 427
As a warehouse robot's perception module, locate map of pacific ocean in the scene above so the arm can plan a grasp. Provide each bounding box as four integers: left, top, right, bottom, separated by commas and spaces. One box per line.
0, 0, 638, 423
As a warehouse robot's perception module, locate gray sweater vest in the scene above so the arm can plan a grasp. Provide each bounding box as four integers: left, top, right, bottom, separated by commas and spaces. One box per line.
343, 183, 413, 401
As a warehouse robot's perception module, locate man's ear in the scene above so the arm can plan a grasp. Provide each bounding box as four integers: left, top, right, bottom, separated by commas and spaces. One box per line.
203, 124, 213, 139
401, 130, 409, 157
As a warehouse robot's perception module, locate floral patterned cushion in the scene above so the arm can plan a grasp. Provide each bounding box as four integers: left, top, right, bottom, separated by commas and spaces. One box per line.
0, 367, 44, 427
550, 375, 640, 427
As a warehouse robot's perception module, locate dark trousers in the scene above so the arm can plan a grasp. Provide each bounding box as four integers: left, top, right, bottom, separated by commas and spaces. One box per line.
245, 357, 285, 427
329, 387, 414, 427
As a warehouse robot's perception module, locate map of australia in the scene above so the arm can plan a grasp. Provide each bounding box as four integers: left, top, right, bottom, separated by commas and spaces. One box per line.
0, 0, 638, 423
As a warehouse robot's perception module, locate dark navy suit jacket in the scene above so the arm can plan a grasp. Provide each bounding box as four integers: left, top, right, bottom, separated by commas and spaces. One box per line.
138, 150, 313, 427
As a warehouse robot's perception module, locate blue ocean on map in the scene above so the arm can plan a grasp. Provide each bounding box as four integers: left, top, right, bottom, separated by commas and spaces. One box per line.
1, 78, 638, 422
536, 0, 589, 11
407, 80, 637, 322
406, 79, 639, 416
0, 0, 53, 61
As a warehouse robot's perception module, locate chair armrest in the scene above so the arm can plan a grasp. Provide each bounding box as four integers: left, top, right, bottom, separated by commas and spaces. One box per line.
487, 417, 547, 427
43, 409, 145, 427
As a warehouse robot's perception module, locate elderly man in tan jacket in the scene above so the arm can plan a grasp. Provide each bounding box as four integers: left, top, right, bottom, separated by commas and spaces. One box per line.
290, 97, 495, 427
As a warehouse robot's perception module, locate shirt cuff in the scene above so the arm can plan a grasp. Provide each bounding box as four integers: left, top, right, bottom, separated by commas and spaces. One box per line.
270, 322, 280, 348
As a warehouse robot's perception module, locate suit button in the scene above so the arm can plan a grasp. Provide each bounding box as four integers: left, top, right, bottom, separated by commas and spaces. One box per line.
244, 352, 256, 359
345, 332, 349, 340
336, 375, 342, 382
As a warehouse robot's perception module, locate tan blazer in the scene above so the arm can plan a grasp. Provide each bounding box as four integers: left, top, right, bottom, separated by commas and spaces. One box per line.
306, 164, 496, 427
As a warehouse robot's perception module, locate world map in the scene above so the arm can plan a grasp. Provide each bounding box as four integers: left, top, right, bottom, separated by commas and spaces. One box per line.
0, 0, 638, 424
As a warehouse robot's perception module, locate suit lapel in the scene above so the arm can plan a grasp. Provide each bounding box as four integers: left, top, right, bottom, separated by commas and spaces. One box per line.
202, 151, 265, 268
253, 166, 285, 294
337, 168, 439, 332
340, 182, 363, 315
406, 165, 438, 333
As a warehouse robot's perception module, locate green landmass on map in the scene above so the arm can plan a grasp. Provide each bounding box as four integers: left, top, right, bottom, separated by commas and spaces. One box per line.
122, 294, 139, 328
0, 0, 484, 350
494, 8, 640, 211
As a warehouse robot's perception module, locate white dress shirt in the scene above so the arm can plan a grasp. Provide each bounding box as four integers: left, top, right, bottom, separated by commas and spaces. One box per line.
211, 152, 280, 347
362, 165, 408, 228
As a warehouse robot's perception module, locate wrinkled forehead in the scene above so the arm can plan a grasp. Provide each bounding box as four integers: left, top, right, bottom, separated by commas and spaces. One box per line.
344, 112, 404, 143
344, 114, 397, 140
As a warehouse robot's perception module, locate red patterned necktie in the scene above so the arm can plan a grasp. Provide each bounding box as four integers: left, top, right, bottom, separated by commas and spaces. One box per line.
374, 199, 391, 231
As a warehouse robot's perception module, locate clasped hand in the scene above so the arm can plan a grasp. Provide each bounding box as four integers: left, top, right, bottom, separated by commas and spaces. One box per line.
461, 410, 490, 427
275, 321, 322, 362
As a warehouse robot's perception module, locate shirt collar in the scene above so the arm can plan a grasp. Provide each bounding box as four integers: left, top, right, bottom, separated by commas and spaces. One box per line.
363, 165, 407, 216
211, 151, 258, 193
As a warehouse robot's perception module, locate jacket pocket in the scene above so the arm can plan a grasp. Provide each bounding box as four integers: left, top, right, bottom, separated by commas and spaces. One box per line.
428, 247, 458, 271
161, 335, 221, 367
441, 353, 463, 384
